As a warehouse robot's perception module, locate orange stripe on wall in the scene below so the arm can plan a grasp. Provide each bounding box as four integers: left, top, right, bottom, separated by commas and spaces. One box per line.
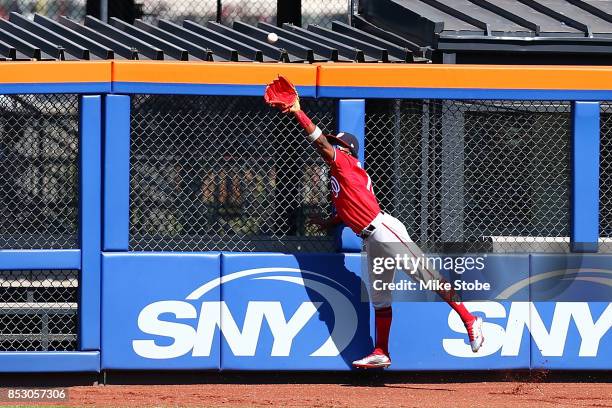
0, 60, 611, 91
317, 64, 612, 90
0, 61, 111, 83
113, 61, 317, 86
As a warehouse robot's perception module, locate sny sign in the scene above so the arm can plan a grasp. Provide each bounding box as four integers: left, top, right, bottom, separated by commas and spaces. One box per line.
133, 268, 358, 359
444, 302, 612, 358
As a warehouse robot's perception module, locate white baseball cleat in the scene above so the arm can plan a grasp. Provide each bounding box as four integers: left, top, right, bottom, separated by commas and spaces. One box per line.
466, 316, 484, 352
352, 350, 391, 369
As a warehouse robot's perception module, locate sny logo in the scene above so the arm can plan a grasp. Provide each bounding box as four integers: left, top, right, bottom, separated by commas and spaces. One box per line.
132, 268, 358, 359
444, 302, 612, 358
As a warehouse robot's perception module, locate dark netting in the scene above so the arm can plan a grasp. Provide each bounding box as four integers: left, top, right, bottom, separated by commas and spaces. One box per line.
130, 95, 336, 252
366, 99, 571, 253
0, 94, 79, 249
0, 269, 77, 351
600, 103, 612, 251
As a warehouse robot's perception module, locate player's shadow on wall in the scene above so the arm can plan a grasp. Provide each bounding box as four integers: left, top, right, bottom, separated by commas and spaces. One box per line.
295, 253, 373, 369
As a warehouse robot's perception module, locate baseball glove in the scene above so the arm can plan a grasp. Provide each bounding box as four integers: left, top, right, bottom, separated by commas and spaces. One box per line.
264, 75, 300, 113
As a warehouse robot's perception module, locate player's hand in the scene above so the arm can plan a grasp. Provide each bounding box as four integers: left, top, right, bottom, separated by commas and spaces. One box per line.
308, 216, 333, 232
264, 75, 300, 114
288, 96, 301, 113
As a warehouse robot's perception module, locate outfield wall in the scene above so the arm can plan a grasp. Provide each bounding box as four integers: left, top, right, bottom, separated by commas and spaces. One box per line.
0, 61, 610, 372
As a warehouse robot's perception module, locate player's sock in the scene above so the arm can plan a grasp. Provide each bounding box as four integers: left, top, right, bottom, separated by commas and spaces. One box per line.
449, 301, 474, 325
374, 306, 392, 356
435, 285, 475, 325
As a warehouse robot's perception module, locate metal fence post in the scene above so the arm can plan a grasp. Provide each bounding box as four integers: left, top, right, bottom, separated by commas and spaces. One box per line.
278, 0, 301, 27
439, 100, 465, 244
79, 95, 102, 350
216, 0, 222, 22
103, 95, 131, 251
571, 101, 600, 252
101, 0, 108, 22
336, 99, 365, 252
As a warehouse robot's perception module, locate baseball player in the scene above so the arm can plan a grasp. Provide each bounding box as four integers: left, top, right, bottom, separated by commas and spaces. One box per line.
264, 77, 484, 369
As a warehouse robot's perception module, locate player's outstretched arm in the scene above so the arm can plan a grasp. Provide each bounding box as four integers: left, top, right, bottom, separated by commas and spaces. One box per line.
291, 107, 335, 163
264, 76, 334, 162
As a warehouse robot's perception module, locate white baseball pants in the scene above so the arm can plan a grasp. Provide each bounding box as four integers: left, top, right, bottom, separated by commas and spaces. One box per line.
364, 212, 443, 309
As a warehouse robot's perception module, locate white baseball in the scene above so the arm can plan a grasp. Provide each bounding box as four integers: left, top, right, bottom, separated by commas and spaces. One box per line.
267, 32, 279, 44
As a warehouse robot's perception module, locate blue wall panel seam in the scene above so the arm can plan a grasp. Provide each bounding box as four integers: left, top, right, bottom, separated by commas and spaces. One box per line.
79, 95, 102, 352
103, 95, 131, 251
336, 99, 365, 253
570, 101, 600, 253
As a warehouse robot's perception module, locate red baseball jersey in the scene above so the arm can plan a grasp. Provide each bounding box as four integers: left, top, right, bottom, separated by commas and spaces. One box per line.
328, 149, 381, 234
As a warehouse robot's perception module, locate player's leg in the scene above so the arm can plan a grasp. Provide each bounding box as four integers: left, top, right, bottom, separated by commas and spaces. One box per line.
380, 213, 484, 352
352, 237, 394, 369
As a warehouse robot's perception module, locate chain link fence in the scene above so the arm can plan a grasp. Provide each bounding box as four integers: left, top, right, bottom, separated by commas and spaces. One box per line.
0, 94, 79, 249
140, 0, 348, 27
302, 0, 348, 27
140, 0, 216, 25
600, 103, 612, 251
0, 0, 85, 20
0, 94, 78, 351
366, 99, 571, 253
0, 0, 348, 26
0, 269, 77, 351
131, 97, 572, 254
130, 95, 336, 252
